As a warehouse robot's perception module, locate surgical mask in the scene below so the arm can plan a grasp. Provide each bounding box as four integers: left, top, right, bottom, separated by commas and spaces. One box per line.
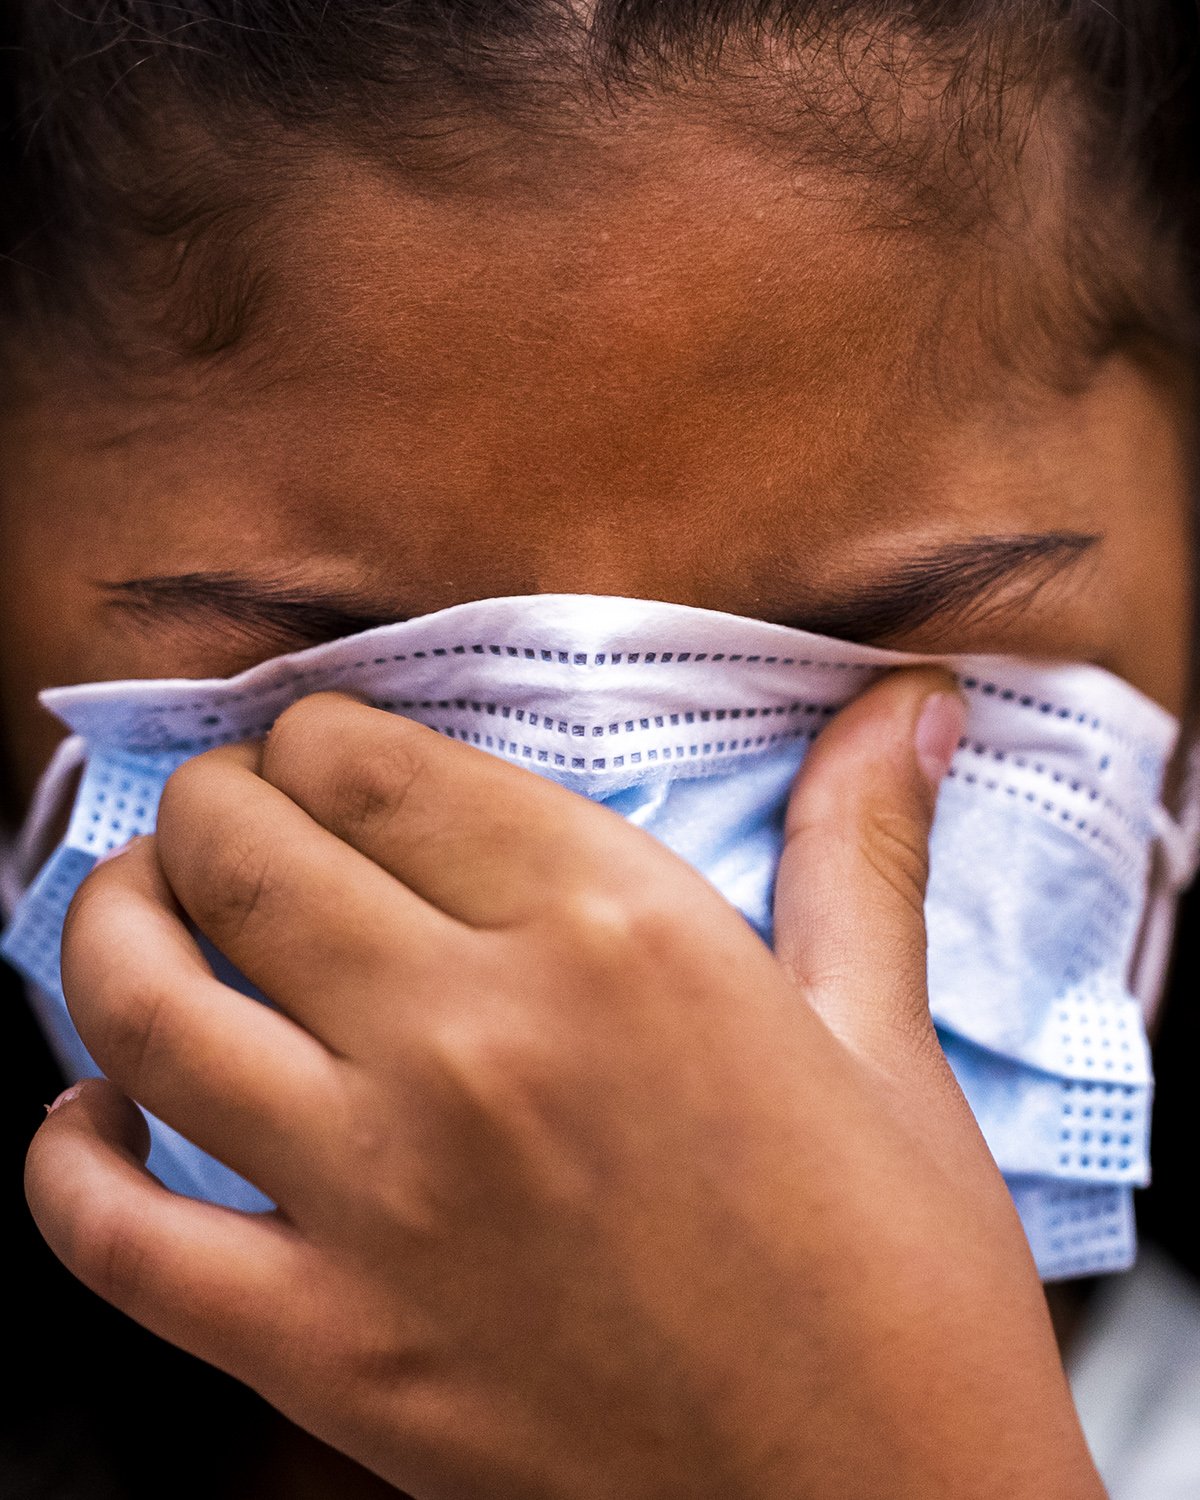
3, 594, 1197, 1280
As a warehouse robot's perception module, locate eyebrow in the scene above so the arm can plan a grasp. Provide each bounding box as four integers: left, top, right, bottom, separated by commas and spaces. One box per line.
99, 531, 1099, 650
102, 571, 398, 649
779, 530, 1100, 641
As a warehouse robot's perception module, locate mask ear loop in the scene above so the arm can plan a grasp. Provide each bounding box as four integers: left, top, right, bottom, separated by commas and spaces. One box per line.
0, 734, 87, 922
1135, 739, 1200, 1022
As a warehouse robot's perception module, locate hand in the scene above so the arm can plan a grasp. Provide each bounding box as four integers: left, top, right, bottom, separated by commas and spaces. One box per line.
25, 671, 1103, 1500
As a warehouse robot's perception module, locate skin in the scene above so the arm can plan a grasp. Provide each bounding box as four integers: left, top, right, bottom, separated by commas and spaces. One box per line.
0, 93, 1193, 1496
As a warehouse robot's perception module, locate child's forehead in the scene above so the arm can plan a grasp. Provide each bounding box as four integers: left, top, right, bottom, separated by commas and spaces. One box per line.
7, 129, 1186, 666
33, 122, 1095, 550
248, 137, 955, 513
0, 106, 1187, 653
130, 99, 1099, 401
0, 114, 1192, 776
3, 2, 1188, 507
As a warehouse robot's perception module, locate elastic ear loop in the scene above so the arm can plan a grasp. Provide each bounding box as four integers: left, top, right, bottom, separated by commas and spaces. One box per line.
0, 734, 87, 922
1135, 740, 1200, 1022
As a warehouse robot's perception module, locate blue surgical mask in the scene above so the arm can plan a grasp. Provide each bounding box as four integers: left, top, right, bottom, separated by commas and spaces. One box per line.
4, 594, 1196, 1279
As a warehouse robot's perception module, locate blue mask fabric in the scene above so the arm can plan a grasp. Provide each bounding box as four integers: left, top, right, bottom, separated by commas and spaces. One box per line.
3, 594, 1196, 1280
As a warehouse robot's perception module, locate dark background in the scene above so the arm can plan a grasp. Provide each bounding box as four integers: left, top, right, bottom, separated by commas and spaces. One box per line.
0, 956, 271, 1499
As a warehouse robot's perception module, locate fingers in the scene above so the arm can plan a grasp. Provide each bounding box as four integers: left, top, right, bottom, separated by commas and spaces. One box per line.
62, 836, 349, 1205
154, 744, 468, 1049
773, 667, 965, 1075
257, 692, 662, 926
25, 1079, 318, 1386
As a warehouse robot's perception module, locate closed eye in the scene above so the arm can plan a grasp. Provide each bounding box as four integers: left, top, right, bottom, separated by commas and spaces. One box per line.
777, 532, 1100, 643
98, 530, 1100, 654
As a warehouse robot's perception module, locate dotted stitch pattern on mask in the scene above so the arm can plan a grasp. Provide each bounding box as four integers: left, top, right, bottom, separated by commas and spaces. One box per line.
73, 640, 1156, 757
957, 739, 1145, 840
1056, 1078, 1146, 1180
941, 766, 1144, 878
1051, 983, 1147, 1083
66, 754, 181, 858
55, 692, 1154, 888
427, 717, 823, 772
944, 1045, 1149, 1185
1003, 1176, 1135, 1275
1041, 1183, 1135, 1276
936, 975, 1151, 1094
143, 696, 841, 748
2, 844, 94, 997
98, 711, 1149, 880
412, 705, 1153, 878
958, 676, 1124, 745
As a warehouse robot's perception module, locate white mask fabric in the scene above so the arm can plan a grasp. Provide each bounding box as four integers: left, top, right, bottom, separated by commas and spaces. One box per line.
3, 594, 1196, 1279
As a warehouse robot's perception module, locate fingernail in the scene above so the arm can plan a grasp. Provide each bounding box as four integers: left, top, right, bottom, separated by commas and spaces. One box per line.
45, 1083, 85, 1115
914, 691, 966, 789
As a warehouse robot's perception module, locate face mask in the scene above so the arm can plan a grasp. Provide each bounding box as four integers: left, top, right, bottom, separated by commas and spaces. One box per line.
4, 594, 1197, 1280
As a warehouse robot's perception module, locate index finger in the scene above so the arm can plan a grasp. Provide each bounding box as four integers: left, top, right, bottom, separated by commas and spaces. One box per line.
258, 692, 679, 926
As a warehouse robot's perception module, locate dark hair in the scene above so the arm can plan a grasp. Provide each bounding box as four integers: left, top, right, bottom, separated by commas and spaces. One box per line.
1, 1, 1199, 372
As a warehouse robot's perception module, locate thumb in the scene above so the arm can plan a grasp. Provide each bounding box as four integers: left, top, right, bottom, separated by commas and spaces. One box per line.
773, 666, 965, 1075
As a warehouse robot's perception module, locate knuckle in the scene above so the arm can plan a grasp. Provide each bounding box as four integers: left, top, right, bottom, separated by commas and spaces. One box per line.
424, 1007, 553, 1127
85, 1203, 154, 1308
855, 801, 930, 917
553, 883, 681, 969
265, 694, 403, 808
338, 1322, 434, 1421
428, 1010, 519, 1090
333, 1073, 405, 1178
193, 834, 275, 942
326, 739, 425, 839
74, 967, 173, 1098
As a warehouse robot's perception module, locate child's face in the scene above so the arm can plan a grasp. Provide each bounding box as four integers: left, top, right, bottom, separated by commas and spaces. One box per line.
0, 121, 1193, 810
